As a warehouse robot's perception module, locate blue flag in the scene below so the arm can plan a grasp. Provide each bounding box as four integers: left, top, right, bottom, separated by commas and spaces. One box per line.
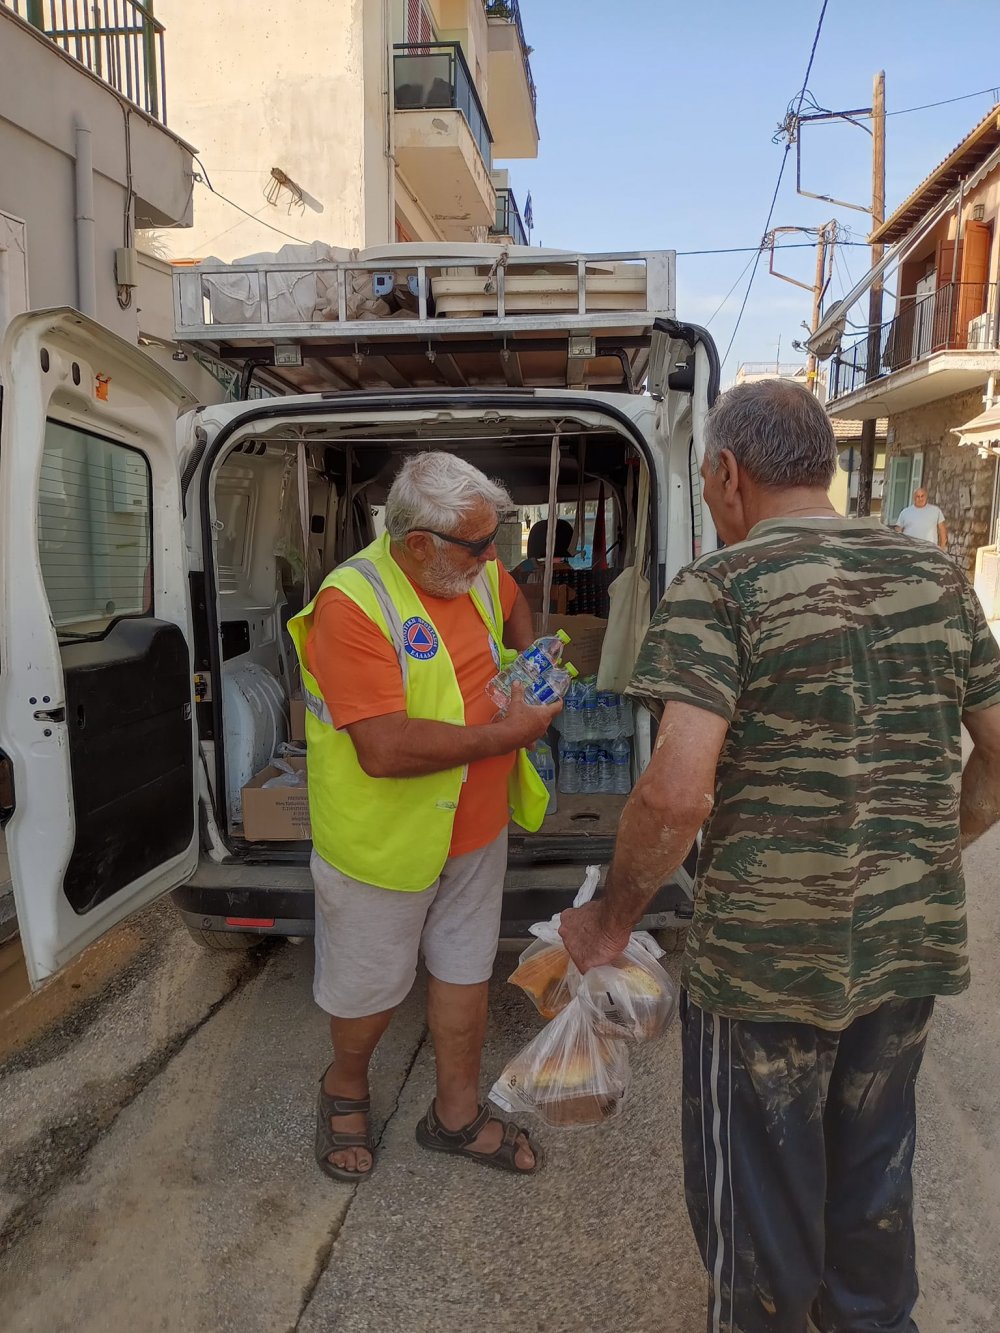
524, 192, 534, 231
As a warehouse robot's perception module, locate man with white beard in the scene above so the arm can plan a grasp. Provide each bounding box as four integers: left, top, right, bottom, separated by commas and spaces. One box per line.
289, 453, 558, 1182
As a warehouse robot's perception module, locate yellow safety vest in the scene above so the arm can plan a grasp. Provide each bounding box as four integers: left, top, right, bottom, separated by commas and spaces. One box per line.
287, 532, 549, 891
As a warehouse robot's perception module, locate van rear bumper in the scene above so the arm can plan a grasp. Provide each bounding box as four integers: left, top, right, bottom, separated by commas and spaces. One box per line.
172, 860, 693, 939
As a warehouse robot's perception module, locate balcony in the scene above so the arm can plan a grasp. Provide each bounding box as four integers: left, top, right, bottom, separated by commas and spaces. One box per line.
828, 282, 1000, 418
393, 41, 496, 241
491, 186, 527, 245
484, 0, 539, 159
2, 0, 166, 122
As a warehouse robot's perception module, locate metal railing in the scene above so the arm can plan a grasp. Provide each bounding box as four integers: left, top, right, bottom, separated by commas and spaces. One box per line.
393, 41, 493, 169
483, 0, 537, 113
830, 282, 1000, 402
491, 187, 527, 245
3, 0, 167, 122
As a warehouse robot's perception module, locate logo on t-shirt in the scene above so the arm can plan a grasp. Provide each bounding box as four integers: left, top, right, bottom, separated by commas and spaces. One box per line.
403, 616, 439, 660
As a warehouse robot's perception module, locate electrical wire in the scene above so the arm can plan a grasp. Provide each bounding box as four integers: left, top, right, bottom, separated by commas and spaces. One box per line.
719, 0, 830, 372
678, 241, 868, 256
705, 252, 757, 328
887, 85, 1000, 117
194, 157, 313, 245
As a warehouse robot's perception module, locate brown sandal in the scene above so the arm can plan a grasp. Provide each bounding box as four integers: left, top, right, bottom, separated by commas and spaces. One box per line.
415, 1101, 541, 1175
315, 1067, 374, 1182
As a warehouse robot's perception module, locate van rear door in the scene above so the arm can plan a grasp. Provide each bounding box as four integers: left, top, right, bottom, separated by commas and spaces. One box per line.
0, 310, 198, 985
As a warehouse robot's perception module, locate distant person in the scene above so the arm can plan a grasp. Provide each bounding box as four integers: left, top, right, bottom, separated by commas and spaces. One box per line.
895, 487, 948, 549
512, 518, 575, 584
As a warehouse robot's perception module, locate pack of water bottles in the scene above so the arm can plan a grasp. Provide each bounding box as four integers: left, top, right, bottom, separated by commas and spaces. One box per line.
557, 677, 633, 796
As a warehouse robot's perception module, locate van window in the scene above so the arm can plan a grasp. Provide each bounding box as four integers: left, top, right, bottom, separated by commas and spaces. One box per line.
37, 422, 152, 641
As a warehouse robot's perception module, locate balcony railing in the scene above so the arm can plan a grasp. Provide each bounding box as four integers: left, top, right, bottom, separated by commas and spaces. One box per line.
393, 42, 493, 169
483, 0, 537, 113
3, 0, 166, 122
491, 187, 527, 245
830, 282, 1000, 402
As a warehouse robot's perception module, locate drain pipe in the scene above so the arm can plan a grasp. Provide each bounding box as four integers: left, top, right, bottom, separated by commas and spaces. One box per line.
74, 120, 98, 318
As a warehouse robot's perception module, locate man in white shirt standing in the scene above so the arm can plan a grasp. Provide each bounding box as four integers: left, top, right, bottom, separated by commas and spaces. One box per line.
894, 487, 948, 549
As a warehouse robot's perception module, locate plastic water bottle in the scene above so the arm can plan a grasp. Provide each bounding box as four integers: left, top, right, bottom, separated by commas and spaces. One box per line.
487, 630, 571, 709
563, 679, 582, 741
611, 737, 632, 794
581, 741, 600, 794
529, 739, 558, 813
597, 746, 614, 793
558, 739, 580, 794
618, 696, 634, 738
579, 677, 597, 741
528, 662, 578, 707
597, 690, 619, 740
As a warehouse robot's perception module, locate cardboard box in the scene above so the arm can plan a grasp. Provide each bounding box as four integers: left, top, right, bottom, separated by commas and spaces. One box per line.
241, 757, 311, 841
289, 697, 307, 742
531, 614, 608, 678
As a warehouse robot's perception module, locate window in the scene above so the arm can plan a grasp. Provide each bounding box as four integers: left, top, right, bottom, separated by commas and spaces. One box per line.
883, 452, 923, 527
38, 422, 152, 641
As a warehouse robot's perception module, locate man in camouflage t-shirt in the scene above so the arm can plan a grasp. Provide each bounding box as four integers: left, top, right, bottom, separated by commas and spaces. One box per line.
560, 379, 1000, 1333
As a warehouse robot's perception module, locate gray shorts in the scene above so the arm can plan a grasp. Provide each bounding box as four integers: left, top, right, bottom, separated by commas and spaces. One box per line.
311, 830, 508, 1018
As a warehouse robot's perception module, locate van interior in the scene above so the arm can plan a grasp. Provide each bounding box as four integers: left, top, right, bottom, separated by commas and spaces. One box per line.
202, 406, 664, 873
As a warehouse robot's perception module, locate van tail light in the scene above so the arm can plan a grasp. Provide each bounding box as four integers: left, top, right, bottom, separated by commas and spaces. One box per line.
225, 917, 275, 929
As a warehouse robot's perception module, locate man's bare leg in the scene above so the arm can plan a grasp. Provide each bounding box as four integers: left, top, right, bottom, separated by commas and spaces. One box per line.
426, 976, 535, 1168
323, 1007, 395, 1173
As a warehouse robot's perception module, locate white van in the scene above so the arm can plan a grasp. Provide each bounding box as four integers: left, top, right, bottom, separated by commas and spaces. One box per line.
0, 246, 719, 986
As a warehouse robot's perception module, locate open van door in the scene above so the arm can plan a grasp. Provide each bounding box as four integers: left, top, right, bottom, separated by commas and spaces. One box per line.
0, 310, 198, 986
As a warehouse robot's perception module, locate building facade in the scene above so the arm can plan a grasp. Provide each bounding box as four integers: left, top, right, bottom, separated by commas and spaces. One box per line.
152, 0, 538, 263
821, 106, 1000, 582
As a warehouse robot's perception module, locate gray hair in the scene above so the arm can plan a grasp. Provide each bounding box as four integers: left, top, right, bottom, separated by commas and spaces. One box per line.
705, 379, 837, 488
385, 452, 512, 541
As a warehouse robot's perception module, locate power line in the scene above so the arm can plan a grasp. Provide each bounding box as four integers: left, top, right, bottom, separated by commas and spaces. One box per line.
887, 85, 1000, 117
678, 240, 868, 256
719, 0, 831, 372
705, 252, 757, 328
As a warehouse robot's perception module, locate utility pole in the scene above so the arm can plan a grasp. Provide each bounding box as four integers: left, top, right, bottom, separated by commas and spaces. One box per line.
806, 224, 830, 396
769, 221, 835, 396
855, 70, 886, 517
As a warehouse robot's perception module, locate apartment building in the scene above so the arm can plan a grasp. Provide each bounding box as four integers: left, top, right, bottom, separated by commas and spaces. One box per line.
0, 0, 195, 342
819, 105, 1000, 585
153, 0, 539, 262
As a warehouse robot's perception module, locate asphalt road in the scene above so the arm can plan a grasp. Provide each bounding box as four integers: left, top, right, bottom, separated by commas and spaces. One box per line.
1, 827, 998, 1333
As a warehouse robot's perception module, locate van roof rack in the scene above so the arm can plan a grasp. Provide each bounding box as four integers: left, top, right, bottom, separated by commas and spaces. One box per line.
171, 246, 675, 395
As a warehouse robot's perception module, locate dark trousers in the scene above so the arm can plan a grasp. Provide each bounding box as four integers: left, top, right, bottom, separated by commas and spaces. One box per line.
681, 992, 934, 1333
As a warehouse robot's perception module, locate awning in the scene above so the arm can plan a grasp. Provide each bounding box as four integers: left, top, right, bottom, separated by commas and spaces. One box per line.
952, 402, 1000, 454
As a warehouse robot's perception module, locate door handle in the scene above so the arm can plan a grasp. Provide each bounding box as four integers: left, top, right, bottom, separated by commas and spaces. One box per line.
0, 750, 15, 827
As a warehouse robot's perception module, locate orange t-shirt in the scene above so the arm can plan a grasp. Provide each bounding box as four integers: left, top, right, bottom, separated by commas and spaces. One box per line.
305, 563, 520, 857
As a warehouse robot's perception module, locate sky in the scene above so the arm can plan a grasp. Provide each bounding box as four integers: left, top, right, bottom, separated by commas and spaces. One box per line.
505, 0, 1000, 384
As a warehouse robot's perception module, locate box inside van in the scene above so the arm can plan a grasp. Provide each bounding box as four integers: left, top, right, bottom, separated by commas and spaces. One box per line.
0, 245, 719, 985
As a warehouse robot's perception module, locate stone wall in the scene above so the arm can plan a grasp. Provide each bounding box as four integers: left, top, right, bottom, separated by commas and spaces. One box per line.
887, 387, 996, 578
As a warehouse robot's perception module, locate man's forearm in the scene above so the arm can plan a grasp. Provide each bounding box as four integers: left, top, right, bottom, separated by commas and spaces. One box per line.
599, 784, 704, 932
960, 745, 1000, 847
359, 716, 517, 778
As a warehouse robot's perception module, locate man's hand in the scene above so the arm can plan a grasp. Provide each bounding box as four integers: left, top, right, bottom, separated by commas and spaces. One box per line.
558, 899, 632, 973
495, 681, 561, 750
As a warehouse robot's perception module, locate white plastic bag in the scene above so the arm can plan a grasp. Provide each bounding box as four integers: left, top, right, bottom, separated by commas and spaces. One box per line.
508, 865, 677, 1041
489, 987, 632, 1128
492, 866, 678, 1128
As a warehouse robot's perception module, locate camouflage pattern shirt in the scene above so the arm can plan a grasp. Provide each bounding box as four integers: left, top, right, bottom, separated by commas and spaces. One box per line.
628, 517, 1000, 1029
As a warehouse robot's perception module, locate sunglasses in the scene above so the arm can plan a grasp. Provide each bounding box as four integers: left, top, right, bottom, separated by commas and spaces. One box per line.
408, 525, 500, 558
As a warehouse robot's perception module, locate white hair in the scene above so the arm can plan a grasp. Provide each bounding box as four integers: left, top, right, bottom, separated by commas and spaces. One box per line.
385, 452, 512, 542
